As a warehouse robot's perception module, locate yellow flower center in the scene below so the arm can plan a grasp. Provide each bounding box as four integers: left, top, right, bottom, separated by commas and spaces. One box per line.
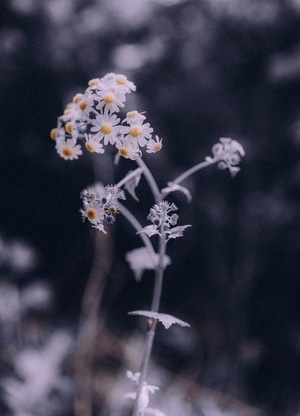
100, 123, 112, 135
107, 205, 118, 214
86, 208, 97, 220
73, 93, 83, 104
126, 111, 138, 118
154, 143, 162, 152
130, 126, 142, 137
89, 78, 100, 86
50, 128, 57, 140
62, 147, 73, 158
85, 141, 95, 152
116, 75, 126, 85
79, 99, 87, 110
118, 147, 129, 158
103, 94, 114, 104
65, 122, 73, 135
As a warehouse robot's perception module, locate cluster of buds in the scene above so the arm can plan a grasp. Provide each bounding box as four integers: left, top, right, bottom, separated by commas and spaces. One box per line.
139, 201, 191, 241
206, 137, 245, 177
80, 183, 125, 233
50, 73, 162, 161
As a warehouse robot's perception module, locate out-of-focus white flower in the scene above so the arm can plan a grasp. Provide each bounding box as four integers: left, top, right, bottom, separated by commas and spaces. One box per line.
2, 331, 73, 416
125, 247, 171, 281
20, 281, 53, 312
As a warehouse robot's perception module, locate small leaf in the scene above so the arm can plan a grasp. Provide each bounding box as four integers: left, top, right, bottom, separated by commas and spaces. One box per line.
137, 225, 161, 238
124, 170, 142, 201
125, 247, 171, 281
129, 310, 190, 329
165, 225, 191, 240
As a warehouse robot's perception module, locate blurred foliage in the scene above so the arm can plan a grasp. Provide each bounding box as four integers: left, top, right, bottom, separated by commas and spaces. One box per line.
0, 0, 299, 415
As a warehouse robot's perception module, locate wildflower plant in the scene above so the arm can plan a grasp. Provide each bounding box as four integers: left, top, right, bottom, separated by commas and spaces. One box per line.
51, 72, 245, 415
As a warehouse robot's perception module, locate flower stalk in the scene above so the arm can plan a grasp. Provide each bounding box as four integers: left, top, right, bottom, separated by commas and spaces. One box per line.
50, 72, 245, 416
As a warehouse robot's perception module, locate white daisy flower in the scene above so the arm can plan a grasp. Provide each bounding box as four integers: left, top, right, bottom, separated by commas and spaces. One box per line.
80, 203, 105, 226
146, 135, 162, 153
95, 86, 126, 113
75, 96, 95, 122
121, 121, 153, 147
113, 73, 136, 93
116, 141, 141, 161
56, 137, 82, 161
90, 112, 121, 145
122, 110, 146, 125
84, 134, 105, 154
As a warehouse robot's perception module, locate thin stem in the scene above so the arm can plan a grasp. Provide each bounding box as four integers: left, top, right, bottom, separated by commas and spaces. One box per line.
151, 230, 166, 313
136, 158, 161, 204
116, 167, 143, 189
117, 202, 156, 258
170, 158, 218, 187
132, 230, 167, 416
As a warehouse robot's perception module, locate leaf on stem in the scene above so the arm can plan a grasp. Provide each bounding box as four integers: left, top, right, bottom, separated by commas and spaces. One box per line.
137, 225, 161, 238
166, 225, 192, 241
125, 247, 171, 281
124, 169, 142, 201
128, 310, 190, 329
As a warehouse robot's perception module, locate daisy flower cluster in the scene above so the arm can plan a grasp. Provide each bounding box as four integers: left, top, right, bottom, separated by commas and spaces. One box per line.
80, 183, 125, 233
50, 73, 162, 161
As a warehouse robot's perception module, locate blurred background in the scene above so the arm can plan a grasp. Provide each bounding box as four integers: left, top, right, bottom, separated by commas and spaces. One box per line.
0, 0, 299, 415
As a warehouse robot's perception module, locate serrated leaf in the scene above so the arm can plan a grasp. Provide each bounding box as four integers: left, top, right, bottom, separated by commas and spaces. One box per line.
128, 310, 190, 329
137, 225, 161, 238
165, 225, 192, 240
